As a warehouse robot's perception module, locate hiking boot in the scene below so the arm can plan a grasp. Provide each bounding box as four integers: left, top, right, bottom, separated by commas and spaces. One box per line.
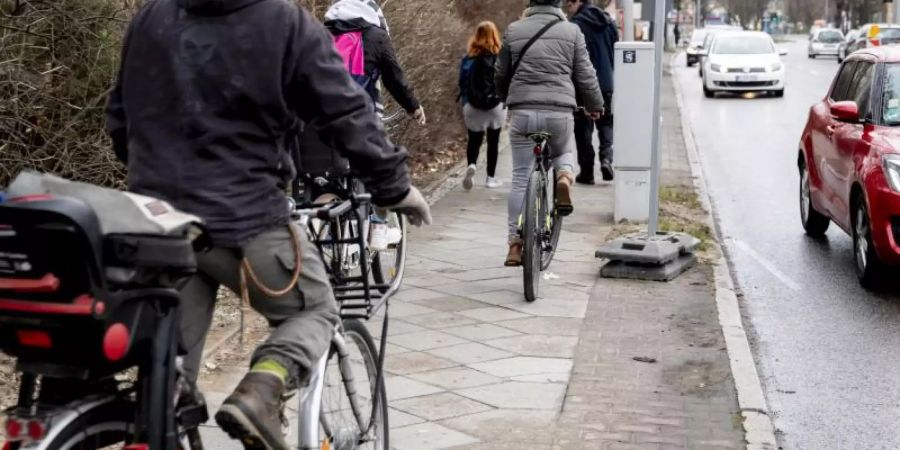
601, 161, 614, 181
463, 164, 476, 191
215, 372, 290, 450
556, 171, 575, 216
575, 171, 595, 185
504, 238, 524, 267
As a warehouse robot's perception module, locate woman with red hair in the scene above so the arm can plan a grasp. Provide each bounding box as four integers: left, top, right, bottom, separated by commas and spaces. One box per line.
459, 21, 506, 190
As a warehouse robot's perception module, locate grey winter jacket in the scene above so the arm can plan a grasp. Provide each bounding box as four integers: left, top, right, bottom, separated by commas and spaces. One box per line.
495, 6, 604, 113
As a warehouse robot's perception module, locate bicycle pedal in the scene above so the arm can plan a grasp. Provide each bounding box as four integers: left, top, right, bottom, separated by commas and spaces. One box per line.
177, 397, 210, 429
556, 205, 574, 217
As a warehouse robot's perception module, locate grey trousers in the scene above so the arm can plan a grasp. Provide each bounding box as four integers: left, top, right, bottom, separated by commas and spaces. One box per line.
508, 109, 576, 239
180, 225, 339, 387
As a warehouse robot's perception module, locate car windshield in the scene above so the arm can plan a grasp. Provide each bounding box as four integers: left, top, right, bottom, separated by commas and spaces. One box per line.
884, 64, 900, 124
818, 30, 842, 42
881, 28, 900, 40
712, 36, 774, 55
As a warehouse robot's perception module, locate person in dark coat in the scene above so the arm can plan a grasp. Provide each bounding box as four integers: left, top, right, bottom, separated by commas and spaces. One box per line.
105, 0, 432, 447
568, 0, 618, 183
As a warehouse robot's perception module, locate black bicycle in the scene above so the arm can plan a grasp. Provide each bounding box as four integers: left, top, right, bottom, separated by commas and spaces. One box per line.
519, 133, 564, 303
0, 182, 395, 450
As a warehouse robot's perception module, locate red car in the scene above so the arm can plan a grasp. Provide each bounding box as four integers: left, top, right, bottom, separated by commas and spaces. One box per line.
799, 46, 900, 286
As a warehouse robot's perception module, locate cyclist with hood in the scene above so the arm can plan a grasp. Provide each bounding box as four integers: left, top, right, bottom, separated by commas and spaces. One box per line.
567, 0, 618, 184
496, 0, 604, 266
105, 0, 431, 448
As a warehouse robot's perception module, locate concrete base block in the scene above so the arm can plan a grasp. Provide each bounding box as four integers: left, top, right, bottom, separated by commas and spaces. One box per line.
600, 253, 698, 281
596, 231, 701, 282
595, 231, 701, 264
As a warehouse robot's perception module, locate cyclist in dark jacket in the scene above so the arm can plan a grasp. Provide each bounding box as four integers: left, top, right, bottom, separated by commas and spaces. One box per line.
568, 0, 618, 183
324, 0, 425, 123
105, 0, 431, 448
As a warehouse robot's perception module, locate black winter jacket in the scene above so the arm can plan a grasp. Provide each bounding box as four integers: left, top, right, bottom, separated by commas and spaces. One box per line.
105, 0, 411, 247
325, 18, 420, 113
571, 4, 618, 94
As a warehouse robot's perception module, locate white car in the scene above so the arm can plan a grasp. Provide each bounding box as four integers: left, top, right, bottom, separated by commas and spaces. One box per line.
808, 28, 843, 58
701, 31, 787, 98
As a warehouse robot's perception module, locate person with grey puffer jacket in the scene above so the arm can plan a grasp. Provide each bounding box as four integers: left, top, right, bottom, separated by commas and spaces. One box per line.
495, 0, 604, 267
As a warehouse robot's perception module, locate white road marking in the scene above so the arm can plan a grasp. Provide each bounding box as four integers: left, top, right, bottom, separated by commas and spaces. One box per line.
729, 238, 802, 291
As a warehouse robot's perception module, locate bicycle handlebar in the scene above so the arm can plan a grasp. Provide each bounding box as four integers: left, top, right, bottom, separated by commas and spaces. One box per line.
293, 193, 373, 221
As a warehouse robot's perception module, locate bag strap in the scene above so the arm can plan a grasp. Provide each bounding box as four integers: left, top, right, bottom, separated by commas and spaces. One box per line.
508, 19, 563, 84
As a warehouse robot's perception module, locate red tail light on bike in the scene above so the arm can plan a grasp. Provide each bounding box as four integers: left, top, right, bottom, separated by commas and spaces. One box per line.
4, 417, 23, 441
102, 323, 130, 362
16, 330, 53, 349
533, 145, 542, 156
25, 420, 45, 442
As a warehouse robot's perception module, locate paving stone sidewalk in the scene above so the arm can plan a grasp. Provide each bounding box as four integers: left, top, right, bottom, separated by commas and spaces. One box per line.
196, 71, 746, 449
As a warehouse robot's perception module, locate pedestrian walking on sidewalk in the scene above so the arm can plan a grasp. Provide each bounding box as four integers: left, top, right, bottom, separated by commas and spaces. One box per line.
567, 0, 617, 184
459, 21, 507, 191
496, 0, 604, 266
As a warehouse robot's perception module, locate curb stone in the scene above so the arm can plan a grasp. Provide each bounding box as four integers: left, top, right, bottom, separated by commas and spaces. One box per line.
670, 54, 779, 450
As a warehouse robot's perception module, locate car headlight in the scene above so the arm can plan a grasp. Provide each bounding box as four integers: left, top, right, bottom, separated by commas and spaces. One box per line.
883, 155, 900, 192
767, 62, 783, 72
711, 63, 724, 73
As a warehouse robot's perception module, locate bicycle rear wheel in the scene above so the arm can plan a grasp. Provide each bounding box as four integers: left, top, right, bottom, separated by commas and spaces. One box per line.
372, 212, 407, 293
320, 319, 388, 450
522, 170, 545, 303
35, 399, 135, 450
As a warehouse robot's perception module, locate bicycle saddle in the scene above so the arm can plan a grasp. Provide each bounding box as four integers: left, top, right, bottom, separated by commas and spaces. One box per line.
528, 132, 552, 143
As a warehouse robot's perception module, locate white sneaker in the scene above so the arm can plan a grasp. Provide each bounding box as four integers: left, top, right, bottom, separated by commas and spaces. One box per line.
463, 164, 476, 191
485, 177, 503, 189
369, 222, 402, 251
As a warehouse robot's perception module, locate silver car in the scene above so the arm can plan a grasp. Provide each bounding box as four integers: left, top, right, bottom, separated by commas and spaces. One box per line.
808, 28, 843, 58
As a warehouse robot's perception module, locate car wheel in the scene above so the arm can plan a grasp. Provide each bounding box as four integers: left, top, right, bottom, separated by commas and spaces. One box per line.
799, 162, 829, 236
853, 196, 886, 287
703, 85, 714, 98
773, 89, 785, 98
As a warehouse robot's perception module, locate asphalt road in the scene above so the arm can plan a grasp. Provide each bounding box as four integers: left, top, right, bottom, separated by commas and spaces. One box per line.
675, 38, 900, 449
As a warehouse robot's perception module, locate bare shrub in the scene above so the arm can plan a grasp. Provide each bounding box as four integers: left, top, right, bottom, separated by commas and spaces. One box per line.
0, 0, 133, 187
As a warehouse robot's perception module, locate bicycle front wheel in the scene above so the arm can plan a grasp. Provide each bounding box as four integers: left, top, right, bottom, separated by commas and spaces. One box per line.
522, 170, 544, 303
320, 319, 388, 450
372, 212, 407, 293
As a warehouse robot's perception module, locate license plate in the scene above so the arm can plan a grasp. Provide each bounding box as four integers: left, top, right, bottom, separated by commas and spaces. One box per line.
736, 75, 758, 82
827, 44, 838, 48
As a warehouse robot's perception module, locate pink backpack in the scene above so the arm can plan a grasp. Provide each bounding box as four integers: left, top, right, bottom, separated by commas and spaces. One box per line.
332, 31, 373, 93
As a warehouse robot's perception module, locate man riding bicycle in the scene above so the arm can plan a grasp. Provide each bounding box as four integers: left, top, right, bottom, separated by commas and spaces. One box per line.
495, 0, 604, 267
105, 0, 431, 449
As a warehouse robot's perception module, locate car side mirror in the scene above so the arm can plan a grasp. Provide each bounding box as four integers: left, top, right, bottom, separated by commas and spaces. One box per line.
831, 101, 859, 122
779, 49, 789, 56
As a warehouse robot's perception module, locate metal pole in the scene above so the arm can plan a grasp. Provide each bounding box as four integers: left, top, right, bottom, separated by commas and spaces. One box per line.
824, 0, 828, 26
894, 0, 900, 24
696, 0, 702, 28
623, 0, 635, 41
648, 0, 664, 236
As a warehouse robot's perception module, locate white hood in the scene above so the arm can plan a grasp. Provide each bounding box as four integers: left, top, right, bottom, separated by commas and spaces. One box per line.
708, 53, 780, 69
325, 0, 389, 34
